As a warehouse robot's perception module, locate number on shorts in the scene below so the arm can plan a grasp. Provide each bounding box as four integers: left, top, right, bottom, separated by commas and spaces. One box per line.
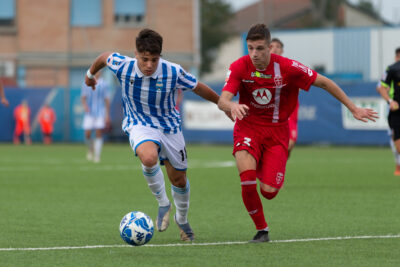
179, 148, 187, 162
243, 137, 251, 146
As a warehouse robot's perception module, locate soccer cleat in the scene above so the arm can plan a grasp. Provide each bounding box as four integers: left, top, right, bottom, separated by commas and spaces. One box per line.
249, 230, 270, 243
174, 215, 195, 241
86, 151, 93, 161
394, 170, 400, 176
93, 156, 100, 163
156, 203, 172, 232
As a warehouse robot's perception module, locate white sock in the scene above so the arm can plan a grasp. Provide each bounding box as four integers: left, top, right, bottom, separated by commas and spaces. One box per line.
171, 179, 190, 224
142, 164, 170, 207
85, 137, 93, 155
389, 138, 400, 165
94, 137, 103, 160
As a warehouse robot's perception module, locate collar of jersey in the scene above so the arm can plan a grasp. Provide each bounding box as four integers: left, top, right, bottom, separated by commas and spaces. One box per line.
134, 58, 162, 79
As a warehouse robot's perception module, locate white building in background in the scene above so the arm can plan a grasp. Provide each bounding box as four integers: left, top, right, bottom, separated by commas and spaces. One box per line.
202, 26, 400, 83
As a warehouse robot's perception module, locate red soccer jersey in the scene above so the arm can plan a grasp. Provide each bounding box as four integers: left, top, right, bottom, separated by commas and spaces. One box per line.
223, 54, 317, 125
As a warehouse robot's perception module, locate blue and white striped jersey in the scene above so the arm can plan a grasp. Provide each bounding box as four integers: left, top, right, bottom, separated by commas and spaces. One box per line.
106, 52, 198, 134
81, 78, 110, 118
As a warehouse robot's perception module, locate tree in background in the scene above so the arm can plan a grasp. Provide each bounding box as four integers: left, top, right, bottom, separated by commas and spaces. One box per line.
200, 0, 234, 76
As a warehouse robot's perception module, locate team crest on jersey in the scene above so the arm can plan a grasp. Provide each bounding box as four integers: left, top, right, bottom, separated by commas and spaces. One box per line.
252, 88, 272, 105
274, 75, 283, 88
156, 80, 164, 91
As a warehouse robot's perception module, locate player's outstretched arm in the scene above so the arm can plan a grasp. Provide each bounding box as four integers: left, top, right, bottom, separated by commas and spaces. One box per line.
313, 74, 379, 122
85, 52, 112, 90
192, 82, 219, 104
193, 82, 234, 121
0, 81, 9, 107
218, 91, 249, 121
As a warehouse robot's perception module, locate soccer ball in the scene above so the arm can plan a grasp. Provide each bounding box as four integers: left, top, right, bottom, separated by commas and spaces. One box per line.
119, 211, 154, 246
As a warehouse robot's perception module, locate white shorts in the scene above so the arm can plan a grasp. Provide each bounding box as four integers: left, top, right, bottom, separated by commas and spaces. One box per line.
127, 124, 187, 171
82, 115, 106, 130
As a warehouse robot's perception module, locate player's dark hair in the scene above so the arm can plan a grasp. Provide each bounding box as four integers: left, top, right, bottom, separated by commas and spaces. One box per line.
246, 24, 271, 44
271, 38, 284, 48
136, 29, 163, 55
396, 47, 400, 56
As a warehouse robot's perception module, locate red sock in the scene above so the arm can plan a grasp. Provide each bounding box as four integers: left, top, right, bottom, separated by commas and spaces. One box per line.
240, 170, 268, 230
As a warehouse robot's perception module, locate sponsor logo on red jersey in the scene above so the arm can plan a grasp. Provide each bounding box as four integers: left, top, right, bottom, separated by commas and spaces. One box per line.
252, 88, 272, 105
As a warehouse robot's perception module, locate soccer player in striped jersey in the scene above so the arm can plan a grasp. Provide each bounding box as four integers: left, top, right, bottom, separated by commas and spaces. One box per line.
85, 29, 230, 242
218, 24, 378, 243
81, 71, 110, 163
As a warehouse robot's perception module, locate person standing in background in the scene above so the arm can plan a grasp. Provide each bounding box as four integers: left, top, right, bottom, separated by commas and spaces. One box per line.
13, 100, 31, 145
377, 47, 400, 175
270, 38, 298, 156
38, 103, 56, 145
81, 71, 110, 163
0, 81, 9, 107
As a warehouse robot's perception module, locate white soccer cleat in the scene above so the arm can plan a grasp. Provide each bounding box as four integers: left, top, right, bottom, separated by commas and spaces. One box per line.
86, 152, 93, 161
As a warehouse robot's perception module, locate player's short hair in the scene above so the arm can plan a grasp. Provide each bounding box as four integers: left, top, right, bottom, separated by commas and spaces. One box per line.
246, 24, 271, 44
396, 47, 400, 56
271, 38, 284, 48
136, 29, 163, 55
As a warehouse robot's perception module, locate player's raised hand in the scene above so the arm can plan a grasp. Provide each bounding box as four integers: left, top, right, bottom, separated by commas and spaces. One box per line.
1, 97, 9, 107
352, 107, 379, 122
85, 75, 97, 90
231, 103, 249, 121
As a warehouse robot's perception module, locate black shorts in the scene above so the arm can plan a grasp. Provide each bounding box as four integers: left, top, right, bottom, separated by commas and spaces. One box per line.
388, 112, 400, 141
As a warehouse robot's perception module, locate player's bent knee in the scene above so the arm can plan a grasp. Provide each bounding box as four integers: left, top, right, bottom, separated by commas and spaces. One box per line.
140, 155, 159, 167
260, 189, 279, 200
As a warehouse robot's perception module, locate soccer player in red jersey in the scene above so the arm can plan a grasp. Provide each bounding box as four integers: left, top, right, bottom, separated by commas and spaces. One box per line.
218, 24, 378, 242
38, 104, 56, 145
13, 100, 31, 145
270, 38, 299, 155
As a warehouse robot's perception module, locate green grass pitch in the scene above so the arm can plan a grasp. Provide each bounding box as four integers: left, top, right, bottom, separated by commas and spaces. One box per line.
0, 143, 399, 266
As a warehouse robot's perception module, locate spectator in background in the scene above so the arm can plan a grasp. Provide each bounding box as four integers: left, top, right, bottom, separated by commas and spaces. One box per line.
81, 71, 110, 163
270, 38, 298, 156
377, 47, 400, 175
13, 100, 31, 145
38, 103, 56, 145
0, 81, 9, 107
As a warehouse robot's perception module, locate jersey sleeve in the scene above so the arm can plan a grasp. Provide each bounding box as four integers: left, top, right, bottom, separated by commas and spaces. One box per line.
222, 60, 243, 96
176, 66, 198, 91
287, 59, 317, 91
106, 52, 127, 74
381, 66, 392, 87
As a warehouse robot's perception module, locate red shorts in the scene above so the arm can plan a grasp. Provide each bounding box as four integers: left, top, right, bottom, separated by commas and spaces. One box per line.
41, 123, 53, 135
233, 120, 289, 189
288, 118, 298, 143
14, 120, 30, 136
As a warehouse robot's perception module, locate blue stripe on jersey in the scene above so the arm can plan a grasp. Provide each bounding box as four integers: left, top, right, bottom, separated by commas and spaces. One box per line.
170, 66, 179, 133
113, 54, 125, 60
125, 62, 146, 126
116, 61, 125, 80
149, 78, 170, 132
177, 78, 193, 89
160, 63, 168, 117
133, 74, 154, 127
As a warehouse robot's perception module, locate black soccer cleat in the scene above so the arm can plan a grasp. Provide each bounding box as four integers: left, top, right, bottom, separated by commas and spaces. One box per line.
250, 230, 270, 243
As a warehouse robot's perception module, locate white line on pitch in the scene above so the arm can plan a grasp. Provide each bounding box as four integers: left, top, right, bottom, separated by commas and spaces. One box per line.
1, 234, 399, 251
